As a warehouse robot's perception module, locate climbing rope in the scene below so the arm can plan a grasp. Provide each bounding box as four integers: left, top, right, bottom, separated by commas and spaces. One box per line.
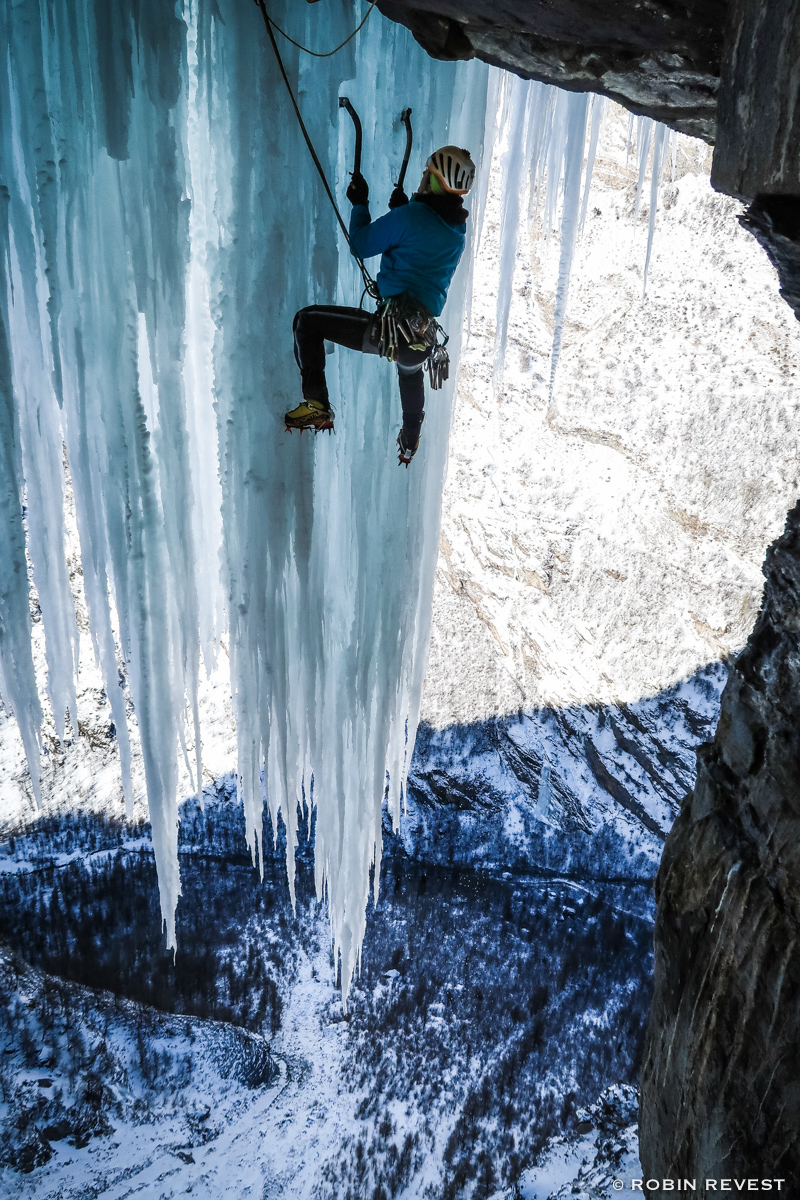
267, 0, 377, 59
253, 0, 380, 303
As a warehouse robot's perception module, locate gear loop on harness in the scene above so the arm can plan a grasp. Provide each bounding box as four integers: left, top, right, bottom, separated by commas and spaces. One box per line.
372, 294, 450, 389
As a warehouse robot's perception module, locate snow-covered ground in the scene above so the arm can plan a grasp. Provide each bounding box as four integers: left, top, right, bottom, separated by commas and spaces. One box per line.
0, 811, 654, 1199
422, 106, 800, 725
518, 1085, 642, 1200
0, 937, 357, 1199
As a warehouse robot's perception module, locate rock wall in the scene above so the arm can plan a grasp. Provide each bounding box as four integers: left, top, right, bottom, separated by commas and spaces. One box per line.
639, 504, 800, 1186
711, 0, 800, 325
377, 0, 727, 138
712, 0, 800, 197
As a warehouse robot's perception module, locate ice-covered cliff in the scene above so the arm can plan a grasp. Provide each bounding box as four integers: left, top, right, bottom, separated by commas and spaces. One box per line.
0, 0, 490, 1002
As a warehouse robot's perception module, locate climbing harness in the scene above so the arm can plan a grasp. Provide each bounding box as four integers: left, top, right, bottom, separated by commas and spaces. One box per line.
373, 294, 450, 390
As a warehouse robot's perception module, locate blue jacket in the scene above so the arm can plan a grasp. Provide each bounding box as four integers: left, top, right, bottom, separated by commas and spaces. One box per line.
349, 198, 466, 316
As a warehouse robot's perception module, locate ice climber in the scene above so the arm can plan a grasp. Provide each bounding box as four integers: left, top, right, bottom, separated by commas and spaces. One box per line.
285, 145, 476, 465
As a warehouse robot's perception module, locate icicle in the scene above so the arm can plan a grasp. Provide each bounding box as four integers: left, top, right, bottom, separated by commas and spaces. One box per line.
189, 0, 490, 1007
543, 94, 570, 243
492, 75, 532, 391
625, 111, 634, 169
671, 129, 678, 182
547, 92, 590, 398
465, 68, 503, 340
634, 118, 654, 227
527, 86, 556, 227
5, 63, 80, 745
0, 141, 43, 805
578, 96, 606, 237
643, 124, 671, 296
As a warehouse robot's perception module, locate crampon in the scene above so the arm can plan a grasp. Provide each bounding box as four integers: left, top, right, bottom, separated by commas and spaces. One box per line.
284, 399, 335, 434
397, 428, 419, 467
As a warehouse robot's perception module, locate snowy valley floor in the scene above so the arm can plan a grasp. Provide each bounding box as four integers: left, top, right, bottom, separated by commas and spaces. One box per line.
0, 792, 653, 1200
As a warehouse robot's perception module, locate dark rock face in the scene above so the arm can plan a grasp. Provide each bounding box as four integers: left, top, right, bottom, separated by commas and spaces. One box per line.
640, 504, 800, 1186
377, 0, 729, 139
712, 0, 800, 197
710, 0, 800, 331
738, 198, 800, 322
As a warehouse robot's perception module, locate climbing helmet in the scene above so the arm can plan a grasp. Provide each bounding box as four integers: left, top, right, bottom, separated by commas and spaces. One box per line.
426, 146, 476, 195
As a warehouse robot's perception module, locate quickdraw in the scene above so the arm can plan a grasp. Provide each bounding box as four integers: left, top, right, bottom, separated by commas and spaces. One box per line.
426, 336, 450, 391
374, 294, 450, 390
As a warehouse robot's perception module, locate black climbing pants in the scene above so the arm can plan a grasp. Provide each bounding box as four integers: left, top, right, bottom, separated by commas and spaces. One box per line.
292, 305, 428, 439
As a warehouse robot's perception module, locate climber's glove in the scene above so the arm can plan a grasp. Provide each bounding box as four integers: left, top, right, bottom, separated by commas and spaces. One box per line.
346, 173, 369, 205
388, 186, 409, 209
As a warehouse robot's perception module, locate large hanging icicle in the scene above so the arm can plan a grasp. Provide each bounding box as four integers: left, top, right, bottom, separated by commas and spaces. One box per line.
579, 97, 608, 237
546, 91, 590, 397
193, 4, 489, 1002
643, 122, 673, 295
0, 0, 489, 1003
0, 187, 43, 807
492, 75, 531, 390
488, 83, 673, 393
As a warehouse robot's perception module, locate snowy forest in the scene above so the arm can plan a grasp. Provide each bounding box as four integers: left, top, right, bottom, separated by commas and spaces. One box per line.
1, 0, 798, 1196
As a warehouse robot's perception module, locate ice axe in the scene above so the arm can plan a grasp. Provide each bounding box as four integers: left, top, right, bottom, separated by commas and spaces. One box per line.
389, 108, 413, 208
339, 96, 363, 178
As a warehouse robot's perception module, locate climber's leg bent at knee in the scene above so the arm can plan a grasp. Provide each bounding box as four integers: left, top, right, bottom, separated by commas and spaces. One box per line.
286, 305, 373, 433
292, 305, 372, 402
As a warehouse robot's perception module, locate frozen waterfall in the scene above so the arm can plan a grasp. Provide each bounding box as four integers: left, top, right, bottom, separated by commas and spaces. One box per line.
0, 0, 676, 1003
0, 0, 493, 1001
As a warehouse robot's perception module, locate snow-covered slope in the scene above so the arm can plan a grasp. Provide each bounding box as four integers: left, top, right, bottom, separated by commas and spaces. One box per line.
0, 794, 654, 1199
0, 937, 351, 1198
422, 106, 800, 725
404, 663, 725, 881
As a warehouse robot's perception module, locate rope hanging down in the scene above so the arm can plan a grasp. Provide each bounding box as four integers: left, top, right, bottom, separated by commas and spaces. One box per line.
253, 0, 380, 303
268, 0, 377, 58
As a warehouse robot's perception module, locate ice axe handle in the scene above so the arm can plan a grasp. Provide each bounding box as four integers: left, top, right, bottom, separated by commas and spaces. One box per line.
339, 97, 363, 178
396, 107, 413, 191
